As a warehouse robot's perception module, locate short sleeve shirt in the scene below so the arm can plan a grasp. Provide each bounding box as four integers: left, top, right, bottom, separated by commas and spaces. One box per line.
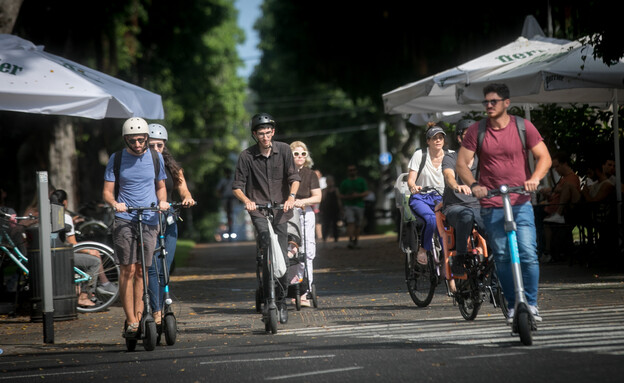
296, 167, 320, 199
339, 177, 368, 208
104, 149, 167, 226
441, 151, 480, 213
407, 148, 453, 195
462, 116, 543, 208
232, 141, 301, 224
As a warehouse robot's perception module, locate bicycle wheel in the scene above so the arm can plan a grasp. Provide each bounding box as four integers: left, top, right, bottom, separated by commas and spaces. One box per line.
74, 242, 120, 313
75, 220, 109, 243
456, 279, 482, 320
405, 251, 435, 307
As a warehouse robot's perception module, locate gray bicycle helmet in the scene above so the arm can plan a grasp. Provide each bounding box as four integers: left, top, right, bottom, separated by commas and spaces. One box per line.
456, 119, 477, 136
122, 117, 149, 136
148, 123, 168, 141
250, 113, 275, 132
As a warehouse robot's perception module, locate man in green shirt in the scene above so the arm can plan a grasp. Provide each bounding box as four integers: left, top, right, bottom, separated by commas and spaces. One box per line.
339, 164, 369, 249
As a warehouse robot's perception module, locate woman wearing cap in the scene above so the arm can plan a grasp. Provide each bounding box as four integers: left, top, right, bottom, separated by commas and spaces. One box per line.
406, 122, 452, 265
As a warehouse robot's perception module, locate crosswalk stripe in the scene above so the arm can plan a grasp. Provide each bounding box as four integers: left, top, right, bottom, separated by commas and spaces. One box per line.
279, 305, 624, 356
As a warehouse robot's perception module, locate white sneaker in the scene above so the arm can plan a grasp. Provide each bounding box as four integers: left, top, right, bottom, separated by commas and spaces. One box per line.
506, 308, 515, 325
544, 213, 565, 224
530, 305, 543, 322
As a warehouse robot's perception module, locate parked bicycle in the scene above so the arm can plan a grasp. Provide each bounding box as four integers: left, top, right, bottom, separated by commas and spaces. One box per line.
0, 210, 120, 315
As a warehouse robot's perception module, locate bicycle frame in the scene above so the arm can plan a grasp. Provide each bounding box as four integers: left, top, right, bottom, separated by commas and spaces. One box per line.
0, 230, 29, 275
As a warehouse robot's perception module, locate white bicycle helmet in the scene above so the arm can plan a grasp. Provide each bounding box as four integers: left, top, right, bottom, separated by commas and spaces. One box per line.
122, 117, 149, 136
148, 123, 168, 141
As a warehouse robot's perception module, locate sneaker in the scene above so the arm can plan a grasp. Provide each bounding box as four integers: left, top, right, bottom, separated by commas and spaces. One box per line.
300, 295, 311, 307
544, 213, 565, 224
416, 248, 428, 265
530, 305, 543, 322
347, 240, 355, 249
96, 282, 118, 296
506, 308, 515, 325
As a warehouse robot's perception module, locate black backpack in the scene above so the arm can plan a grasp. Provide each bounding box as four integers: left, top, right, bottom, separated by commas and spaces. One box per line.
113, 148, 161, 199
475, 115, 531, 180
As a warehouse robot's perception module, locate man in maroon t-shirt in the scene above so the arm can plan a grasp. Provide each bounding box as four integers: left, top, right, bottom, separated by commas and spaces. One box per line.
456, 83, 551, 325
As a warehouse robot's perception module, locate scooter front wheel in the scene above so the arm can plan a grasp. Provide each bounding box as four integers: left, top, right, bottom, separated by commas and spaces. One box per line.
517, 311, 533, 345
143, 320, 158, 351
164, 313, 177, 346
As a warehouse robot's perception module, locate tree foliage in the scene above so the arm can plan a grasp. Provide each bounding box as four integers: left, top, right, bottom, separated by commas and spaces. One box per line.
2, 0, 248, 240
249, 0, 623, 191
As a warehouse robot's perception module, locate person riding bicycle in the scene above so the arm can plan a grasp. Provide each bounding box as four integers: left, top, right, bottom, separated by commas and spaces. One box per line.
407, 123, 452, 265
232, 113, 301, 324
456, 83, 551, 324
441, 119, 485, 276
102, 117, 169, 337
145, 123, 195, 331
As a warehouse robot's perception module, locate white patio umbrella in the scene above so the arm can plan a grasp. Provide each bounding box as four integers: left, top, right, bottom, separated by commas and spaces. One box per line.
456, 37, 624, 222
382, 35, 570, 116
0, 34, 164, 120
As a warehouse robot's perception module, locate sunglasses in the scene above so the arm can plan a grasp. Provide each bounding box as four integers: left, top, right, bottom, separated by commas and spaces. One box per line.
127, 138, 146, 145
481, 99, 505, 107
293, 151, 308, 157
149, 143, 164, 149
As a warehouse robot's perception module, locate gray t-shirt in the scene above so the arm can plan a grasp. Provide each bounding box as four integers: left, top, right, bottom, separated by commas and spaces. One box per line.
441, 151, 480, 214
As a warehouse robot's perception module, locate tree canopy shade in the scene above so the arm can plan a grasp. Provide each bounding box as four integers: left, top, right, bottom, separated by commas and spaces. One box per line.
2, 0, 248, 240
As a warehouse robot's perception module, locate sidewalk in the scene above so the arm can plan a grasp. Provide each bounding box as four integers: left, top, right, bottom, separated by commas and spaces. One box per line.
1, 234, 623, 356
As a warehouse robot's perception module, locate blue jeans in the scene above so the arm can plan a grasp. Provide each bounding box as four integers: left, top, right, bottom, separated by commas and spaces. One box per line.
148, 212, 178, 313
409, 193, 442, 251
481, 202, 539, 310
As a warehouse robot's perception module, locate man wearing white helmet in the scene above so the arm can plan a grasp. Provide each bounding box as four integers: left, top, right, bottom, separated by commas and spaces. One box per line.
102, 117, 169, 337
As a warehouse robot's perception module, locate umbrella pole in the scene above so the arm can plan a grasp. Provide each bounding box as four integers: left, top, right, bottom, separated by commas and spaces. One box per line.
612, 89, 622, 227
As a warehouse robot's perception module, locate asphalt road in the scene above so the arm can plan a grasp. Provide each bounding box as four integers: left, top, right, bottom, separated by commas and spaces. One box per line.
1, 234, 623, 382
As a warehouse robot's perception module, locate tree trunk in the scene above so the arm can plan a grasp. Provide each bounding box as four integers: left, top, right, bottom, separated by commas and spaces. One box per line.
0, 0, 24, 33
49, 117, 78, 211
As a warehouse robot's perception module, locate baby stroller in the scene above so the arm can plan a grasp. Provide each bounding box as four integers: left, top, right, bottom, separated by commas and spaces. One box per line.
286, 208, 318, 310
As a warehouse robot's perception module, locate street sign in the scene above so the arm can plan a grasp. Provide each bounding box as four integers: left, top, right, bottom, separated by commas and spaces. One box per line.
379, 152, 392, 165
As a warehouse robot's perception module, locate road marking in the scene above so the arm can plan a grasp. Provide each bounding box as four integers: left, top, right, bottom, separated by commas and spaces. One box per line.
279, 305, 624, 356
265, 366, 363, 380
456, 352, 526, 359
0, 370, 99, 380
201, 354, 335, 364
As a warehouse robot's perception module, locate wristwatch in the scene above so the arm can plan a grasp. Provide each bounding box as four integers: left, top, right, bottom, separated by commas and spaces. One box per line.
289, 193, 296, 198
470, 182, 479, 189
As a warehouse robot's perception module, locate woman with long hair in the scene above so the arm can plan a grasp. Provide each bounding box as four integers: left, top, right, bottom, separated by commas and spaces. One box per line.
289, 141, 322, 307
